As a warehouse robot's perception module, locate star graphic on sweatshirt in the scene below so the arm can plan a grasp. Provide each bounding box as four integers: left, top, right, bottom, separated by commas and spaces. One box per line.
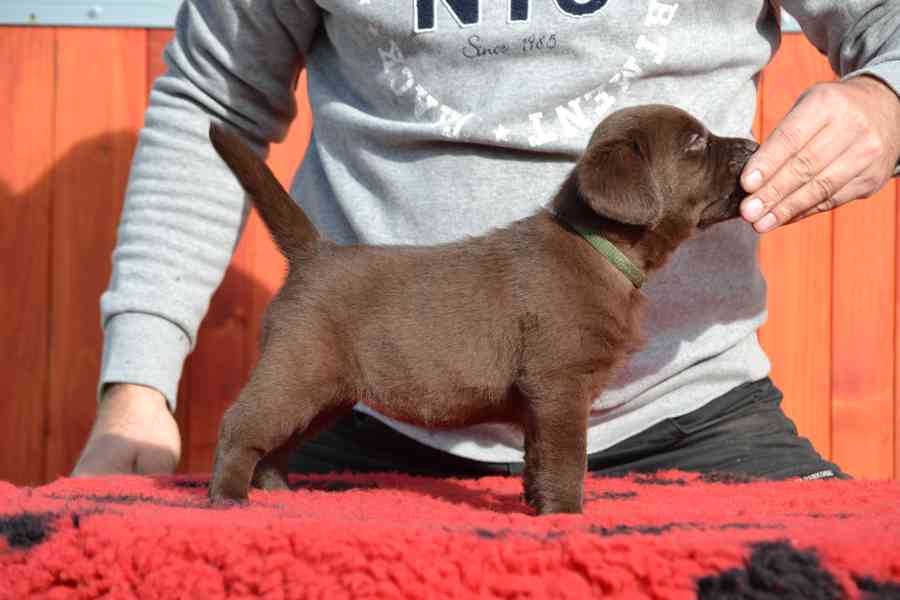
493, 124, 511, 142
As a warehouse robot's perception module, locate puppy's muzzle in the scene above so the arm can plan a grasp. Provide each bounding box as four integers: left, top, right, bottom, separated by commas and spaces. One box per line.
699, 138, 760, 228
728, 138, 760, 177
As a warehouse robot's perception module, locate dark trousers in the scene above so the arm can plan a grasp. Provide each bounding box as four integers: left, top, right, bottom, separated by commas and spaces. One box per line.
288, 378, 848, 480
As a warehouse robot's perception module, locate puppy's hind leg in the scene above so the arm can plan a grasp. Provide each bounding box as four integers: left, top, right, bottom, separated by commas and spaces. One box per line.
209, 342, 344, 503
251, 442, 293, 491
250, 406, 352, 491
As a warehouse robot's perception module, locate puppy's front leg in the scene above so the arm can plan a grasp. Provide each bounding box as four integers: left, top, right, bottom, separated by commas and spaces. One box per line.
522, 391, 590, 515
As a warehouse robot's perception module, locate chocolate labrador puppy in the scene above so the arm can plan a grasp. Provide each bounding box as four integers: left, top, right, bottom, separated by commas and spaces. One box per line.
207, 104, 758, 515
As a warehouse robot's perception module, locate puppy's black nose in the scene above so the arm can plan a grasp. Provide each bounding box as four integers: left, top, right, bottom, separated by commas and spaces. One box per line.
729, 138, 759, 175
737, 139, 760, 154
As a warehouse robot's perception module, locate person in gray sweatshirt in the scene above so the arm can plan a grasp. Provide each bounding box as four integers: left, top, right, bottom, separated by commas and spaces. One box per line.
73, 1, 900, 480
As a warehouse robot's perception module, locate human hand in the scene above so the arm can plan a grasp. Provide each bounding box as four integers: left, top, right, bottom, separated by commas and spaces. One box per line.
72, 383, 181, 476
740, 75, 900, 232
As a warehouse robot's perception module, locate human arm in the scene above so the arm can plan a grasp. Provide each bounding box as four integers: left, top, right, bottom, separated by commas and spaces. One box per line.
740, 1, 900, 232
73, 1, 321, 475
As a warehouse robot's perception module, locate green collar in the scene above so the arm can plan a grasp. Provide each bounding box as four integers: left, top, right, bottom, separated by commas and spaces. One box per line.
567, 222, 646, 289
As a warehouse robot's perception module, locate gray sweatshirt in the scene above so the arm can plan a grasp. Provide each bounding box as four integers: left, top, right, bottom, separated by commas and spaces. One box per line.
100, 0, 900, 462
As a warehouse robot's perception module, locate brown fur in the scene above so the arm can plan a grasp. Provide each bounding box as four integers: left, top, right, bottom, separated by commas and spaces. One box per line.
207, 105, 758, 515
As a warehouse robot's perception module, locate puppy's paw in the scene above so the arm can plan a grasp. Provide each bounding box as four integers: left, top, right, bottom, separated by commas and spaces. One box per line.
208, 477, 251, 504
208, 496, 250, 508
523, 484, 584, 515
251, 468, 289, 491
535, 500, 583, 515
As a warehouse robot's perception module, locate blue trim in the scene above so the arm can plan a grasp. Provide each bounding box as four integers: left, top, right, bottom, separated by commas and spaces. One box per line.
0, 1, 183, 28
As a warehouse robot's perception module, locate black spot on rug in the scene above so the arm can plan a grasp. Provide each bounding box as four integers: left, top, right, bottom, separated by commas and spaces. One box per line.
854, 575, 900, 600
697, 540, 844, 599
0, 512, 55, 550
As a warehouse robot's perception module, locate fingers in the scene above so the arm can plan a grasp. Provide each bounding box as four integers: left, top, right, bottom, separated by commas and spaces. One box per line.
741, 91, 830, 196
743, 134, 865, 231
787, 172, 883, 224
739, 79, 900, 232
72, 433, 138, 477
73, 431, 180, 477
741, 92, 849, 232
134, 443, 180, 475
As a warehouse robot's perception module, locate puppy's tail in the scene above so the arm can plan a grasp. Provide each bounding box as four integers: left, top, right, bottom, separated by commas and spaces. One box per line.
209, 122, 319, 257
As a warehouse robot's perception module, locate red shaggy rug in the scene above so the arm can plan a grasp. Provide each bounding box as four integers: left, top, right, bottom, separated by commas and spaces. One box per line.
1, 471, 899, 599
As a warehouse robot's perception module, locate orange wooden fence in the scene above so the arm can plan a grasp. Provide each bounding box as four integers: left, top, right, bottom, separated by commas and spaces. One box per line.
1, 27, 897, 486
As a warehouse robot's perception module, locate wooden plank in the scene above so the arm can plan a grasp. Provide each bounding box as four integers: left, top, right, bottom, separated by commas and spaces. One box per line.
0, 27, 55, 486
146, 29, 172, 99
832, 179, 895, 480
756, 34, 835, 461
249, 74, 313, 352
45, 27, 147, 480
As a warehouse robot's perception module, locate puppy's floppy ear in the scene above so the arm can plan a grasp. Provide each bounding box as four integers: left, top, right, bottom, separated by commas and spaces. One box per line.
575, 138, 663, 226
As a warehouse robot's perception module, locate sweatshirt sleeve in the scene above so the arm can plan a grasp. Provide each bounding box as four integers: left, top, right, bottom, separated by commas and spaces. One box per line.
780, 1, 900, 175
780, 1, 900, 97
99, 1, 321, 410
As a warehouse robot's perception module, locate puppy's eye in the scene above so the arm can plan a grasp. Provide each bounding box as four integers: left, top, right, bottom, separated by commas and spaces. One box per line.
685, 133, 708, 154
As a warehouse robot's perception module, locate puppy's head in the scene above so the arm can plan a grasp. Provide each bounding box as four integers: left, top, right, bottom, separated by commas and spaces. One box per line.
575, 105, 758, 236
